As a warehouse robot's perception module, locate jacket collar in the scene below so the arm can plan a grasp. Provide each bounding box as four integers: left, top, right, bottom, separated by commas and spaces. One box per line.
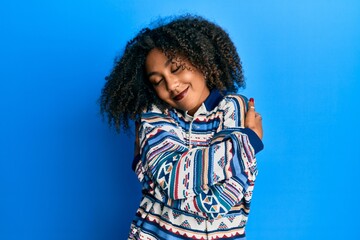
203, 89, 225, 112
170, 89, 226, 118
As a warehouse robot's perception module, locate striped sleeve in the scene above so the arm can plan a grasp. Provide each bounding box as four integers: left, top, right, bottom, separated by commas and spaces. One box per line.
222, 94, 248, 129
170, 129, 260, 218
164, 94, 263, 217
139, 118, 262, 201
188, 128, 261, 218
171, 176, 247, 219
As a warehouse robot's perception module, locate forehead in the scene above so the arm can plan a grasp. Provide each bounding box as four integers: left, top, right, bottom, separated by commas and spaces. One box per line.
145, 48, 170, 71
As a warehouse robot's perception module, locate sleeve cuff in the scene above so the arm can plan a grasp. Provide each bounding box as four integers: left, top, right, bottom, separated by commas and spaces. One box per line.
240, 128, 264, 154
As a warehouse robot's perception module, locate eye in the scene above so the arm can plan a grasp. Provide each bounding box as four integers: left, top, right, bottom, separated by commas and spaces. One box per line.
151, 78, 164, 86
171, 61, 183, 73
171, 65, 181, 73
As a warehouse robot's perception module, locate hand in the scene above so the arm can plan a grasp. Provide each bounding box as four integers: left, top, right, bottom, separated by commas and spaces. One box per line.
245, 98, 263, 140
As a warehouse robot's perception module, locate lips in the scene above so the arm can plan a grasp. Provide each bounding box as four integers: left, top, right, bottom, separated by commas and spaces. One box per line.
173, 87, 189, 101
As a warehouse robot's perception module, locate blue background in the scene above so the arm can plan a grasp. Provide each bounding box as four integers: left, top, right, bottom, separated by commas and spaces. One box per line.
1, 0, 359, 239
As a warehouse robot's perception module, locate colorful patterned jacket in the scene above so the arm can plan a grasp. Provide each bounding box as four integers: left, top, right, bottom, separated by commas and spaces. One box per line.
129, 90, 264, 240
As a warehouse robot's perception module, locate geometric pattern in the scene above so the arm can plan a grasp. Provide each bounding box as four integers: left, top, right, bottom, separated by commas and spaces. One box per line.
129, 91, 263, 239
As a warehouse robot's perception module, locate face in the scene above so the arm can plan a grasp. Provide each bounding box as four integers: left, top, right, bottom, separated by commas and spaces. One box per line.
145, 48, 210, 115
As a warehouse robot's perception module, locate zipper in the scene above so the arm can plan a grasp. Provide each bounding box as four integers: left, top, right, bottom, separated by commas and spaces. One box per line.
188, 119, 194, 149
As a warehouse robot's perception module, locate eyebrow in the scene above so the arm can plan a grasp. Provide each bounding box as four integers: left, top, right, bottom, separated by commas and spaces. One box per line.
147, 58, 173, 78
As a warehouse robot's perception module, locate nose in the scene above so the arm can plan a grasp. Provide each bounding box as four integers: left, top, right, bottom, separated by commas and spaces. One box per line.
166, 76, 179, 93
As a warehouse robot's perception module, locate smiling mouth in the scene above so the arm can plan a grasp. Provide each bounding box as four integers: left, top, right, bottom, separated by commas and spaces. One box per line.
173, 87, 189, 101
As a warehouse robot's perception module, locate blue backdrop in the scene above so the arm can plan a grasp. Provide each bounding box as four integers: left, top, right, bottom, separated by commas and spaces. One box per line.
1, 0, 359, 239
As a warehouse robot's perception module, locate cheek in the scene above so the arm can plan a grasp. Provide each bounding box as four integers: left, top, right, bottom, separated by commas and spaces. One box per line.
191, 73, 207, 87
153, 87, 170, 102
182, 71, 198, 82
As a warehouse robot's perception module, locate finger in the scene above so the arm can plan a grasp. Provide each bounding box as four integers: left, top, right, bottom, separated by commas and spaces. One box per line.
255, 112, 262, 120
248, 97, 255, 112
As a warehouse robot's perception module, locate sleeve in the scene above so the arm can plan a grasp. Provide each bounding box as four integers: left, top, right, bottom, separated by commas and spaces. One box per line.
171, 175, 248, 219
139, 122, 234, 200
138, 104, 263, 201
163, 94, 263, 218
170, 128, 262, 219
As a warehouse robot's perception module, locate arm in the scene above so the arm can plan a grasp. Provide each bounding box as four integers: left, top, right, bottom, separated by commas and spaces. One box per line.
169, 96, 264, 218
138, 98, 263, 201
139, 122, 252, 200
170, 127, 261, 218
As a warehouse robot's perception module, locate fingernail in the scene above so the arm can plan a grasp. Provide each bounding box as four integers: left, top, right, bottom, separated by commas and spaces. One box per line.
249, 98, 254, 103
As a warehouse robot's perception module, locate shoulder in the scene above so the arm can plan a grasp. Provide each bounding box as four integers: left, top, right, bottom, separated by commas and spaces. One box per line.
218, 93, 248, 128
223, 93, 248, 109
219, 93, 248, 114
141, 105, 172, 118
140, 104, 175, 127
138, 105, 183, 146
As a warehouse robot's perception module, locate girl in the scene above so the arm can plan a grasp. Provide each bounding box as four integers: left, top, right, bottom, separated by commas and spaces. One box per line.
100, 15, 263, 240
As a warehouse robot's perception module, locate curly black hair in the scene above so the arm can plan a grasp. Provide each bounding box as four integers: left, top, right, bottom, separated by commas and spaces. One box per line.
99, 14, 245, 132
